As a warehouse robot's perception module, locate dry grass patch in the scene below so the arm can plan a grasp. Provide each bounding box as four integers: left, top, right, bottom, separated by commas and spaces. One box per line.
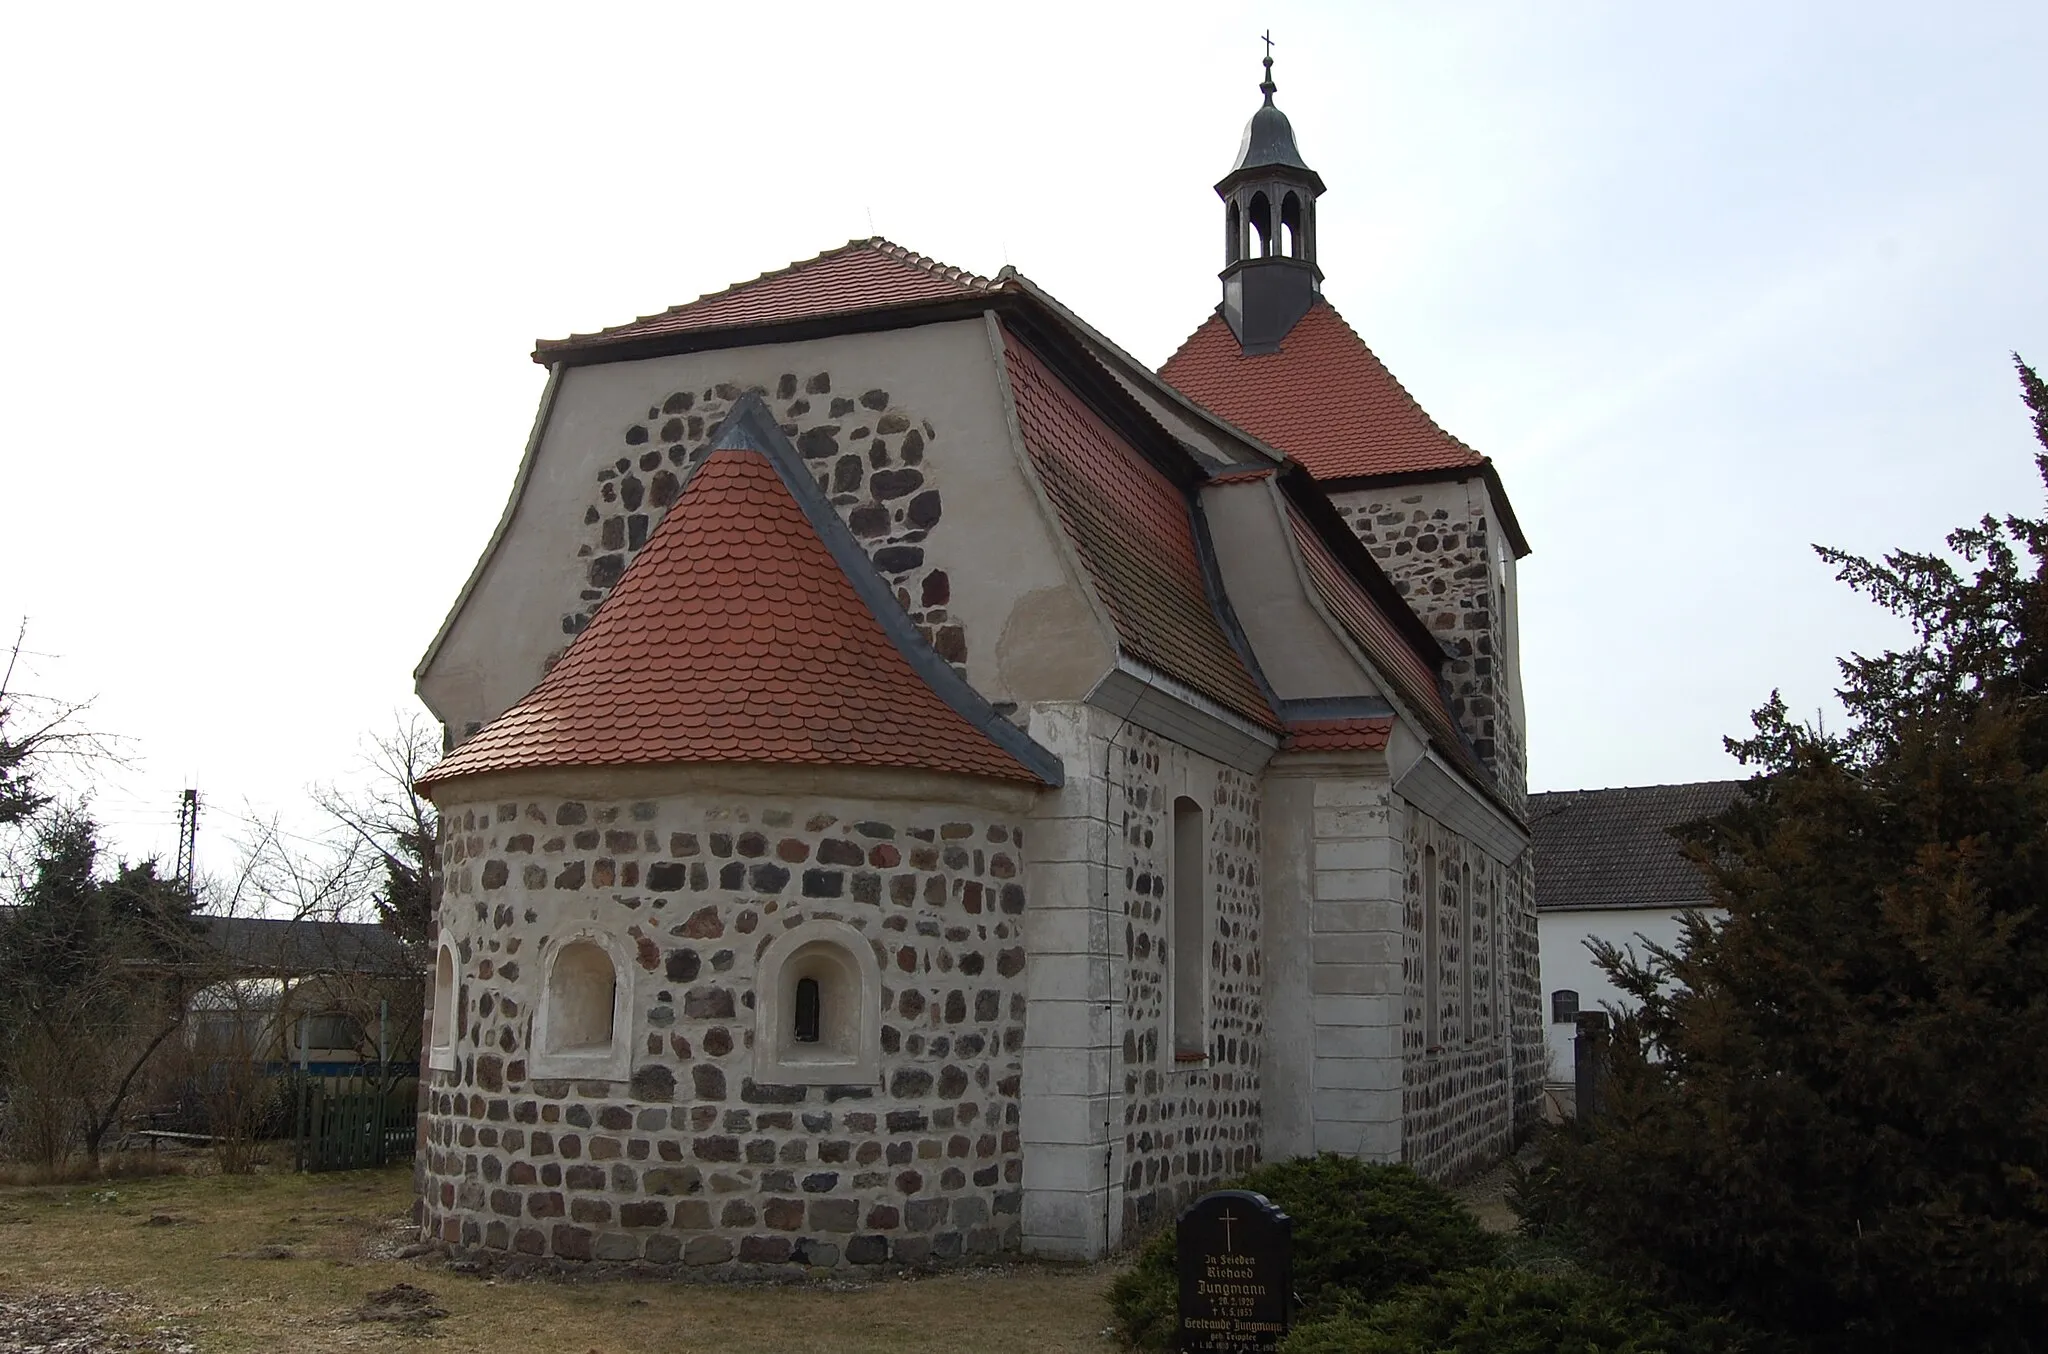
0, 1151, 189, 1188
0, 1165, 1119, 1353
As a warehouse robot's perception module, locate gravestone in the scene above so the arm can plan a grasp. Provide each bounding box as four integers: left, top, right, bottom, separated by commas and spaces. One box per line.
1176, 1189, 1291, 1353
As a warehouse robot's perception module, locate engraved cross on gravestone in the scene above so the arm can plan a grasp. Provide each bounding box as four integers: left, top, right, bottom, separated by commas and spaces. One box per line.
1176, 1189, 1292, 1353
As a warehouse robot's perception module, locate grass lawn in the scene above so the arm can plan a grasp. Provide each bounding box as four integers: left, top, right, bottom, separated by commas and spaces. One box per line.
0, 1164, 1119, 1353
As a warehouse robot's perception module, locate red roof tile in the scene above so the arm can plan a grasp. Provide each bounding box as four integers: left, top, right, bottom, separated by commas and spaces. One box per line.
1285, 503, 1474, 772
1159, 302, 1484, 481
533, 238, 995, 362
421, 444, 1045, 788
1284, 718, 1395, 753
1207, 467, 1277, 485
1001, 329, 1279, 731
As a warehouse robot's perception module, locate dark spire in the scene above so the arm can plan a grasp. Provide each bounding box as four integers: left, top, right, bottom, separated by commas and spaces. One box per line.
1215, 38, 1325, 353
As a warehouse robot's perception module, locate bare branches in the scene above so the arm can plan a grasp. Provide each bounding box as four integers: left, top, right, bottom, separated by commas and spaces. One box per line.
311, 712, 441, 947
0, 618, 124, 831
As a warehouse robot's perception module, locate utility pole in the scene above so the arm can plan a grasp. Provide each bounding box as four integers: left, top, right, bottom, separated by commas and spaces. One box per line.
174, 787, 200, 891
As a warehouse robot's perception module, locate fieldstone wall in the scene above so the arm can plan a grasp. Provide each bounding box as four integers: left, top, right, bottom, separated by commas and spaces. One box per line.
1506, 849, 1544, 1136
1398, 806, 1521, 1181
1328, 482, 1526, 809
543, 370, 961, 691
1114, 728, 1265, 1237
422, 788, 1030, 1270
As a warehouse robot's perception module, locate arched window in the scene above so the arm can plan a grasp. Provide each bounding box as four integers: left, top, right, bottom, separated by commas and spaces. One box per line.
1422, 846, 1440, 1050
754, 919, 880, 1086
1171, 796, 1206, 1062
428, 944, 458, 1072
1552, 989, 1580, 1025
1280, 191, 1303, 258
794, 976, 821, 1044
533, 934, 631, 1079
1459, 861, 1474, 1043
1225, 200, 1242, 264
1248, 190, 1273, 257
1489, 875, 1503, 1037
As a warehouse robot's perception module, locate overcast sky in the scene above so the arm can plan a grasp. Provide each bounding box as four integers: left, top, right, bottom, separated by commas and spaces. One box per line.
3, 1, 2043, 877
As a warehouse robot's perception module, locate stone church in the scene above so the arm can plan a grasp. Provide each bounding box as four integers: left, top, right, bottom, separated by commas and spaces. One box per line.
412, 57, 1538, 1270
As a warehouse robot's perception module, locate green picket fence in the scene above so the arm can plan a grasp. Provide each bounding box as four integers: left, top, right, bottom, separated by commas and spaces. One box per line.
296, 1080, 416, 1172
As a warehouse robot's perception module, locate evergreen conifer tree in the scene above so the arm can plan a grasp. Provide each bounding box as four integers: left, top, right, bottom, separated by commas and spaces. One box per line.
1518, 359, 2048, 1353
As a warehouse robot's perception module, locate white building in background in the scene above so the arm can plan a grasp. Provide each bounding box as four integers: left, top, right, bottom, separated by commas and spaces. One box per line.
1528, 782, 1744, 1084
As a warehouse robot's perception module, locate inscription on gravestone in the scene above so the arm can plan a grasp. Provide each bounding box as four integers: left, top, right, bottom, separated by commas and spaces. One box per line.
1176, 1189, 1291, 1353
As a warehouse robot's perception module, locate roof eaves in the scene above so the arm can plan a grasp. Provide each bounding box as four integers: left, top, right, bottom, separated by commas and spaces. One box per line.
1539, 896, 1719, 914
416, 363, 566, 683
1314, 458, 1533, 559
998, 306, 1211, 493
1273, 490, 1509, 809
530, 293, 1008, 369
997, 321, 1280, 731
994, 273, 1292, 470
533, 238, 994, 356
1190, 495, 1285, 724
1276, 466, 1449, 670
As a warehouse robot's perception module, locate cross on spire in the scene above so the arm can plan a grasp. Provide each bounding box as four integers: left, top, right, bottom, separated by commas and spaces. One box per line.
1259, 30, 1277, 104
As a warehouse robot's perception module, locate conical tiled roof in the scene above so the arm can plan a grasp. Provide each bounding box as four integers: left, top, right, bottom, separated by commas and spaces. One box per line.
532, 238, 995, 363
1160, 301, 1484, 481
422, 413, 1053, 788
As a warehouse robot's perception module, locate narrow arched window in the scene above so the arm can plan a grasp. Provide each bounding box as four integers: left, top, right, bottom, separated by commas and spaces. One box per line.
794, 976, 821, 1044
1552, 989, 1580, 1025
754, 920, 881, 1086
1248, 191, 1273, 257
1460, 861, 1474, 1042
1172, 796, 1206, 1061
429, 944, 457, 1070
1281, 191, 1302, 258
531, 934, 631, 1080
1422, 846, 1441, 1049
1225, 200, 1242, 264
1489, 875, 1503, 1037
546, 940, 617, 1054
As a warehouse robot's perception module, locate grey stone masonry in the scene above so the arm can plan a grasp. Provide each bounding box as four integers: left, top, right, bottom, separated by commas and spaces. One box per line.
1117, 730, 1264, 1239
1016, 705, 1264, 1260
1329, 479, 1526, 809
559, 372, 958, 681
423, 790, 1028, 1271
1399, 805, 1526, 1180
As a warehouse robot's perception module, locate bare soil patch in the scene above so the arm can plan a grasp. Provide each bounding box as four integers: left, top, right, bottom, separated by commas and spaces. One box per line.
0, 1288, 195, 1353
1448, 1140, 1539, 1234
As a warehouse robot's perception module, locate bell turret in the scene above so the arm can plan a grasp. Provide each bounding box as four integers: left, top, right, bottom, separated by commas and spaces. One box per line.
1217, 47, 1325, 353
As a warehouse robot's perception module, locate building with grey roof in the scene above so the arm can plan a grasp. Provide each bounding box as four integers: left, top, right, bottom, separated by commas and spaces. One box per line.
1529, 780, 1745, 1080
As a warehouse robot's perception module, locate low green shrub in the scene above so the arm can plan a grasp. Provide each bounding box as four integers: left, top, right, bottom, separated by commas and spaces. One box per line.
1277, 1267, 1755, 1354
1108, 1155, 1500, 1349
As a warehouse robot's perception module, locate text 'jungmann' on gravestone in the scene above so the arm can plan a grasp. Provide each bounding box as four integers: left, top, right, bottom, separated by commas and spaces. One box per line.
1176, 1189, 1291, 1353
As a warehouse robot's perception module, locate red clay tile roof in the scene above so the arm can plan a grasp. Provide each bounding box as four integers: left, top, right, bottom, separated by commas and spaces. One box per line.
1159, 302, 1485, 481
1284, 718, 1394, 753
1207, 467, 1277, 485
533, 238, 995, 363
1285, 503, 1474, 772
1001, 329, 1279, 731
421, 444, 1045, 788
